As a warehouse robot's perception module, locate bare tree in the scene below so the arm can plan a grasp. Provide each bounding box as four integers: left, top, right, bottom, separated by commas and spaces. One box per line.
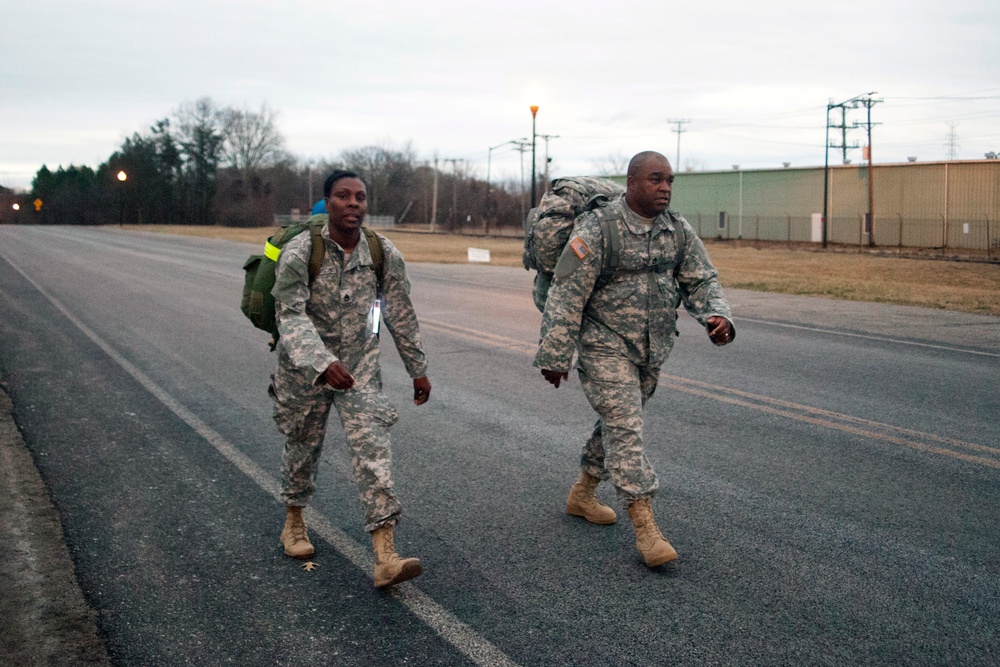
339, 143, 417, 216
591, 151, 630, 177
221, 103, 288, 176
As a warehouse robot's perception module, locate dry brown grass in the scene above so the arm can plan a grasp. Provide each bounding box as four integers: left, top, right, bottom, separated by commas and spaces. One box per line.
706, 244, 1000, 316
122, 225, 1000, 316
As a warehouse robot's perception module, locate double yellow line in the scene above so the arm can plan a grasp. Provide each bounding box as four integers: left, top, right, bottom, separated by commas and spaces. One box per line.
421, 318, 999, 471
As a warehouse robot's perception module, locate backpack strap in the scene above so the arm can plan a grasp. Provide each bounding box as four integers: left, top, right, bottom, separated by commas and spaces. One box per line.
362, 227, 385, 294
307, 221, 325, 282
593, 206, 621, 288
669, 210, 686, 278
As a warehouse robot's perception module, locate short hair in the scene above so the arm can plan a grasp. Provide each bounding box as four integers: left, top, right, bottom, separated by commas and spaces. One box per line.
627, 151, 669, 178
323, 170, 363, 198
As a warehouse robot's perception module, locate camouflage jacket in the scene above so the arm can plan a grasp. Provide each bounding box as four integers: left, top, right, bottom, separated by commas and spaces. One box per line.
273, 224, 428, 386
534, 195, 732, 372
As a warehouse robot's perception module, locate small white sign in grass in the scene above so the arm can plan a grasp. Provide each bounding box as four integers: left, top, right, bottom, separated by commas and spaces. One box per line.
467, 247, 491, 263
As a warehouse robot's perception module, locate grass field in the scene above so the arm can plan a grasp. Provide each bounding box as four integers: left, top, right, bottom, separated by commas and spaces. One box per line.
122, 225, 1000, 317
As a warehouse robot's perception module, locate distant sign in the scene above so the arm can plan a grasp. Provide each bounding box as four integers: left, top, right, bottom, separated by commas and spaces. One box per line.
467, 247, 491, 263
33, 198, 43, 211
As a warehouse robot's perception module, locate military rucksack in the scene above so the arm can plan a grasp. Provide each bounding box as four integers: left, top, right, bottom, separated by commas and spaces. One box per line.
522, 176, 626, 311
240, 213, 385, 349
522, 176, 688, 312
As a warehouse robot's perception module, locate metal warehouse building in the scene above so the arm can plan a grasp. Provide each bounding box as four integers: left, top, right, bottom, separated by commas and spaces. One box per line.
654, 159, 999, 252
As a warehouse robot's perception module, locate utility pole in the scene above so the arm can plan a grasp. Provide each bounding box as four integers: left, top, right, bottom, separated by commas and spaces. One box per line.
442, 158, 464, 230
666, 119, 690, 170
307, 161, 314, 206
512, 140, 532, 223
828, 105, 859, 165
430, 157, 439, 232
822, 92, 876, 249
855, 96, 883, 247
537, 133, 559, 194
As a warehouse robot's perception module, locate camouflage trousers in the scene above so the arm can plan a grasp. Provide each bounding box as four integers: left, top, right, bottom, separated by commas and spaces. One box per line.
577, 351, 660, 504
271, 354, 402, 532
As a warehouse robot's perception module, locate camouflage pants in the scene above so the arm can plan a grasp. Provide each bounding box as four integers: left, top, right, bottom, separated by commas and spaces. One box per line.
577, 351, 660, 504
271, 355, 402, 532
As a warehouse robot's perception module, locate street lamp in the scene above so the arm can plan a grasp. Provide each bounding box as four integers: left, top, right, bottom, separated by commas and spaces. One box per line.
486, 138, 527, 235
529, 105, 539, 208
117, 170, 127, 226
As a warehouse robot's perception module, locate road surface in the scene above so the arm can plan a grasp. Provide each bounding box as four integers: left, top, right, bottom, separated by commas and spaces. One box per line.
1, 225, 997, 666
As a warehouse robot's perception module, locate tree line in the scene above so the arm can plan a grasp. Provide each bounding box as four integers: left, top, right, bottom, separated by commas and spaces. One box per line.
7, 97, 534, 233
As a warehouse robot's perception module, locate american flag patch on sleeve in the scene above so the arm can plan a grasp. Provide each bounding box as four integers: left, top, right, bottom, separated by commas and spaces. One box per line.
569, 237, 590, 260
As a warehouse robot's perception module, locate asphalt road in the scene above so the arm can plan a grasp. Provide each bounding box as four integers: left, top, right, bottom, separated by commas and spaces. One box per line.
1, 225, 998, 666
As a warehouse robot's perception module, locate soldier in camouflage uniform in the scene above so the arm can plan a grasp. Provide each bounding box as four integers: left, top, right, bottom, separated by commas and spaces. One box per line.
535, 151, 734, 568
271, 170, 431, 588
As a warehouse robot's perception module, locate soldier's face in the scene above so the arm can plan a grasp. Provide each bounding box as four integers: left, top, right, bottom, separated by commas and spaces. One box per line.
627, 157, 674, 218
325, 178, 367, 235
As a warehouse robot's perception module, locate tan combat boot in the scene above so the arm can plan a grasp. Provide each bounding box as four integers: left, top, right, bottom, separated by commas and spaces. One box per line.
371, 525, 422, 589
566, 470, 617, 525
626, 498, 678, 567
280, 506, 315, 559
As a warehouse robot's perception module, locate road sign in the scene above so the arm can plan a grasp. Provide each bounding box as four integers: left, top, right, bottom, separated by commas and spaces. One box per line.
33, 198, 43, 211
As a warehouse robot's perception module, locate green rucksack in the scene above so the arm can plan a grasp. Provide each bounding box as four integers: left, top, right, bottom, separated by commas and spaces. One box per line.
240, 213, 385, 349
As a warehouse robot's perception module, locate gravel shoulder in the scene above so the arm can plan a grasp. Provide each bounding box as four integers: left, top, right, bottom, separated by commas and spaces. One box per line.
0, 377, 111, 666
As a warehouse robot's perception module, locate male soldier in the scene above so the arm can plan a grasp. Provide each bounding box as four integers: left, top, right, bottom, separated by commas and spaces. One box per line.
535, 151, 734, 568
271, 170, 432, 588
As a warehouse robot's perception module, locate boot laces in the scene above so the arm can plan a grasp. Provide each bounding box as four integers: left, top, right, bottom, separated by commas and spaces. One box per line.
288, 517, 308, 544
633, 505, 666, 544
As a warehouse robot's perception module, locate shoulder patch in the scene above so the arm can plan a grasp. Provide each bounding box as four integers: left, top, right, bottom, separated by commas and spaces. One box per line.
568, 237, 591, 261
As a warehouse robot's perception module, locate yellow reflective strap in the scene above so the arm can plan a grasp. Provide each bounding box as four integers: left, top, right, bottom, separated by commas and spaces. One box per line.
264, 241, 281, 262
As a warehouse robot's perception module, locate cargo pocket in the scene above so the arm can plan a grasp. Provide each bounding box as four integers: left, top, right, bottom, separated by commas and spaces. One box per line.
367, 391, 399, 429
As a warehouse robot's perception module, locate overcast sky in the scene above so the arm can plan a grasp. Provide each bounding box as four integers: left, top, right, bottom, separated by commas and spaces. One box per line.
2, 0, 998, 190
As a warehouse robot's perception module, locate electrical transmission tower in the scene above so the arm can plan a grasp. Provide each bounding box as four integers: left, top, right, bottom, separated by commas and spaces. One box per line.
944, 123, 960, 160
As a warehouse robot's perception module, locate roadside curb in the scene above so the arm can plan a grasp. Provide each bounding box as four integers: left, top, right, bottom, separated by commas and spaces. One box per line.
0, 378, 111, 666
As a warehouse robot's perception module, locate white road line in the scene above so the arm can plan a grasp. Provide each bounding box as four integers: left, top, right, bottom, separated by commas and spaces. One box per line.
2, 252, 520, 667
736, 316, 1000, 358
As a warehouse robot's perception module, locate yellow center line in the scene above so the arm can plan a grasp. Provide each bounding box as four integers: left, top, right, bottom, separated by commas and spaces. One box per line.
663, 374, 1000, 457
423, 318, 538, 354
657, 379, 1000, 470
421, 318, 999, 470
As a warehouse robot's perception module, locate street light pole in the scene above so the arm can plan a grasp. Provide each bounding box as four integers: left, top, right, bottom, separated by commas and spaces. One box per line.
117, 170, 127, 227
530, 105, 539, 208
487, 138, 527, 236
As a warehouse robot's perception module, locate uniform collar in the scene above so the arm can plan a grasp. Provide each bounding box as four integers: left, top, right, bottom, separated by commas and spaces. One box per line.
616, 196, 675, 237
322, 224, 374, 270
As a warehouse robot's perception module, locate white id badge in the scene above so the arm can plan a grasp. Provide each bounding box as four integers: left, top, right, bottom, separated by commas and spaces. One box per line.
371, 298, 382, 335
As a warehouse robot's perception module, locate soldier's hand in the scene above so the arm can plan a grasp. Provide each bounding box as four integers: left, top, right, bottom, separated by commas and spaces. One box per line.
413, 376, 432, 405
541, 369, 569, 388
707, 316, 734, 346
323, 361, 355, 390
